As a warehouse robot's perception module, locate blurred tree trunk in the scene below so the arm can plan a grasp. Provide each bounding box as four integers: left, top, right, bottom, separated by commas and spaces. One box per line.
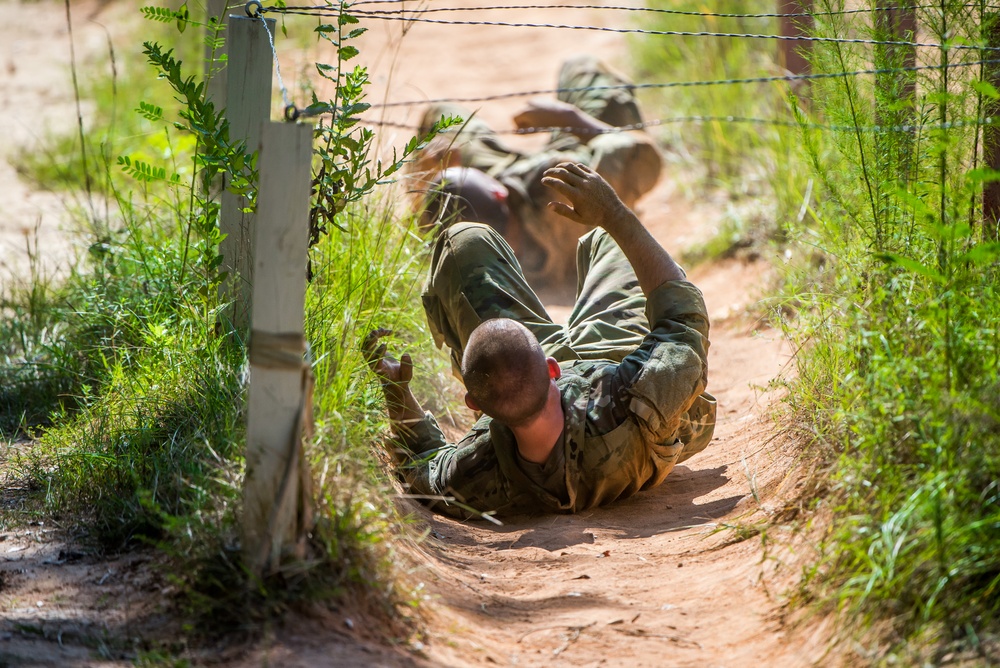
984, 11, 1000, 241
778, 0, 814, 97
875, 4, 918, 184
875, 4, 917, 104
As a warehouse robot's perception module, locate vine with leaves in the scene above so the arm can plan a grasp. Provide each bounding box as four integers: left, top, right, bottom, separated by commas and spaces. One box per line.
130, 1, 458, 282
304, 1, 459, 249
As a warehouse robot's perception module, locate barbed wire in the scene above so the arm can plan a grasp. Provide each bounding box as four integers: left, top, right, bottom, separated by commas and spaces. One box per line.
364, 58, 1000, 110
339, 2, 943, 20
263, 5, 1000, 53
363, 115, 999, 135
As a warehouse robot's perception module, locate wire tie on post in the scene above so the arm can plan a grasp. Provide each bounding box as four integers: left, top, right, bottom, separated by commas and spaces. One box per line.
257, 6, 294, 114
285, 104, 300, 122
245, 0, 263, 18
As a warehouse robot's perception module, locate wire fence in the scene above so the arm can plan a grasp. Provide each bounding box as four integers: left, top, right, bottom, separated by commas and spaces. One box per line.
244, 1, 1000, 136
267, 6, 994, 54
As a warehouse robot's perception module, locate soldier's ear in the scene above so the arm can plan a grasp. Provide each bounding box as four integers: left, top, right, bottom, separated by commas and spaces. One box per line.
547, 357, 561, 380
464, 393, 481, 412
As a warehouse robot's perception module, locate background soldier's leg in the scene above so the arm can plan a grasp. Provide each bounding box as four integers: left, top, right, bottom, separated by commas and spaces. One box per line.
555, 55, 643, 128
552, 57, 662, 208
422, 223, 575, 376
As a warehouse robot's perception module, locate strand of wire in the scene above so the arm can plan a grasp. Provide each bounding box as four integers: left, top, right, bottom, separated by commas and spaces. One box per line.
363, 115, 1000, 135
322, 2, 946, 20
364, 58, 1000, 110
263, 6, 1000, 53
258, 13, 294, 110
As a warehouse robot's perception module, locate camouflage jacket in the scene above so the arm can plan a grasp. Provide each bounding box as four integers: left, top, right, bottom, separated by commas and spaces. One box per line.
397, 279, 715, 518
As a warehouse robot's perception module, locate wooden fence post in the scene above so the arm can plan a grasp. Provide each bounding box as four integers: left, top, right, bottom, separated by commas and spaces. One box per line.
220, 14, 274, 332
874, 4, 918, 183
244, 121, 315, 575
875, 3, 917, 100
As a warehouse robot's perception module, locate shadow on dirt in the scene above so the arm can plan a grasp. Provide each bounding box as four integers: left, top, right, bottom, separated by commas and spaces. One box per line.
421, 463, 736, 553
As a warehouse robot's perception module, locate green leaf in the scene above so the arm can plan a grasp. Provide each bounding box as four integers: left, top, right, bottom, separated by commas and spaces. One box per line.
176, 3, 189, 33
965, 167, 1000, 184
136, 101, 164, 122
971, 80, 1000, 100
876, 253, 945, 282
955, 242, 1000, 266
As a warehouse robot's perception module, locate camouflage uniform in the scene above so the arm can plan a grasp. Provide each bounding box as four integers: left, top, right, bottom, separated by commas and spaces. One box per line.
419, 56, 663, 290
398, 222, 717, 518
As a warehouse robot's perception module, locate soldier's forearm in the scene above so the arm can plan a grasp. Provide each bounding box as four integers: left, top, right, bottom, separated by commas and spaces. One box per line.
563, 109, 614, 143
603, 207, 685, 296
383, 384, 426, 434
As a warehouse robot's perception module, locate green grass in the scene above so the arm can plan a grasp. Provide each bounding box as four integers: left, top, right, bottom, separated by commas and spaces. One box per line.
14, 3, 204, 199
634, 1, 1000, 661
635, 0, 808, 262
0, 0, 458, 646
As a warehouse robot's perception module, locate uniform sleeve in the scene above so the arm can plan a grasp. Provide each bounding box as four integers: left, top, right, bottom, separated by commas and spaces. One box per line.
396, 415, 524, 519
588, 280, 710, 442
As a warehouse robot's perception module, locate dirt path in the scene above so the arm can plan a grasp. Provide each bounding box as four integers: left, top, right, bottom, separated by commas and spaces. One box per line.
0, 2, 831, 666
0, 0, 108, 281
258, 3, 828, 667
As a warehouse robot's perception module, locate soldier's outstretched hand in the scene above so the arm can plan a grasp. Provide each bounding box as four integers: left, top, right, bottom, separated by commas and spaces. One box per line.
540, 162, 629, 231
363, 328, 413, 393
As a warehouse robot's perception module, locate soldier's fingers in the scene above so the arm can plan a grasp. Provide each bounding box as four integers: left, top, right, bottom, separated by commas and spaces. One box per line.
544, 162, 585, 185
365, 344, 388, 371
562, 162, 590, 177
363, 327, 390, 348
400, 353, 414, 384
540, 175, 575, 199
548, 201, 583, 224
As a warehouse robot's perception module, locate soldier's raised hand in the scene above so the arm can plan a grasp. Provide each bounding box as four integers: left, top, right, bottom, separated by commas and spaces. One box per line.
540, 162, 629, 231
363, 328, 413, 394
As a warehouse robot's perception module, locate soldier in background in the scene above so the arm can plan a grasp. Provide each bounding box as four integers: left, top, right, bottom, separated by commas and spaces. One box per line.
414, 55, 663, 300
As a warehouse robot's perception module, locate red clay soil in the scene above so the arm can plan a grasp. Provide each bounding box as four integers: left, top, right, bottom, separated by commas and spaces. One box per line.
0, 2, 841, 666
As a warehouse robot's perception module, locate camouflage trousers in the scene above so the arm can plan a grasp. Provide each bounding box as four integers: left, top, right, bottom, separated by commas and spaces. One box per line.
424, 222, 657, 370
421, 222, 716, 464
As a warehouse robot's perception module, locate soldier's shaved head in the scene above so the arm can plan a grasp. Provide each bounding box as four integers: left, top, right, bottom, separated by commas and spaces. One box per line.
462, 318, 550, 426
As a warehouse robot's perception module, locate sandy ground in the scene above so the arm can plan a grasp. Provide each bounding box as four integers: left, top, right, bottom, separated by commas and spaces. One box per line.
0, 1, 838, 666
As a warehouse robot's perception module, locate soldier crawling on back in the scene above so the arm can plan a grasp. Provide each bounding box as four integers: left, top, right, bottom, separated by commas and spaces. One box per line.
365, 161, 716, 518
413, 55, 663, 300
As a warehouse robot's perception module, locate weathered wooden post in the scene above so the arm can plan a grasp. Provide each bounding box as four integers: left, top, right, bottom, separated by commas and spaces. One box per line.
220, 14, 274, 332
244, 120, 315, 575
875, 3, 917, 102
